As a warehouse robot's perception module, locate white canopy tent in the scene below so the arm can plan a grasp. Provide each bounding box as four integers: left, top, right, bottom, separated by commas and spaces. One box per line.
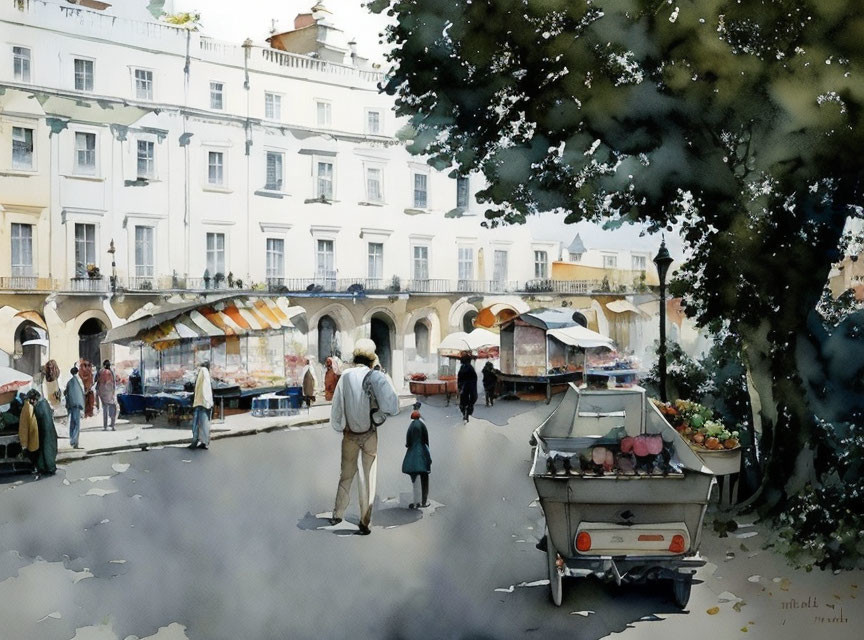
438, 328, 500, 355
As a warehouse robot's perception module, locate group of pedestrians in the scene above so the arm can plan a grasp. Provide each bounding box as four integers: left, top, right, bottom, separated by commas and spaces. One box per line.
64, 359, 118, 449
457, 354, 499, 422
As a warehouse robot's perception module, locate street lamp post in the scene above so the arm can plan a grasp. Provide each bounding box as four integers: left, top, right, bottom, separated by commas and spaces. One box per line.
653, 239, 674, 403
108, 239, 117, 294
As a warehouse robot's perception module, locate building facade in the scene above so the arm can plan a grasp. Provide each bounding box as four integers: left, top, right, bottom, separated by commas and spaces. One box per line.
0, 0, 663, 387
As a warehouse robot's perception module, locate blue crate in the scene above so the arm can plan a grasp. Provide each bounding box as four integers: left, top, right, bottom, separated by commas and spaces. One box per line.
251, 394, 298, 418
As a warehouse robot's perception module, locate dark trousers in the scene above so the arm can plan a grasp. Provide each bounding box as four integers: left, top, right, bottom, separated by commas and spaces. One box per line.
459, 389, 477, 418
409, 473, 429, 504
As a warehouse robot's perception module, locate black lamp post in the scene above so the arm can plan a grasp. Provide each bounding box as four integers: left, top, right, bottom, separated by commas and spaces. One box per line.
653, 239, 674, 402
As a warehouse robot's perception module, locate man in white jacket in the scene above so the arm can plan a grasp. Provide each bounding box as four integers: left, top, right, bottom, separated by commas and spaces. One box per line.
189, 361, 213, 450
329, 339, 399, 535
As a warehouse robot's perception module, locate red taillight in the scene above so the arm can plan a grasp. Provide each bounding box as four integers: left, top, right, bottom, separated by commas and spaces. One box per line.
669, 534, 686, 553
638, 534, 665, 542
576, 532, 592, 552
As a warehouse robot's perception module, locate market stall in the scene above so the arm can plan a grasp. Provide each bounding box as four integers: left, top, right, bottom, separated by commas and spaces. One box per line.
104, 296, 306, 420
497, 308, 615, 402
0, 367, 33, 470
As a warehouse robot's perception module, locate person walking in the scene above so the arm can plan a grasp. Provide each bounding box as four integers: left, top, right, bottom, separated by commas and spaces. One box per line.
64, 365, 85, 449
27, 389, 57, 477
457, 353, 478, 423
482, 361, 497, 407
301, 357, 317, 409
96, 359, 118, 431
18, 390, 39, 469
189, 361, 213, 450
402, 409, 431, 509
329, 339, 400, 535
323, 357, 341, 402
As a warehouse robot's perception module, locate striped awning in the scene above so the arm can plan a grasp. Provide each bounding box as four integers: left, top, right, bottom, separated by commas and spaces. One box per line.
105, 296, 299, 347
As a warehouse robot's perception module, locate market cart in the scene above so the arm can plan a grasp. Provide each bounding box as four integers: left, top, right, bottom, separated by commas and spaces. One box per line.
530, 384, 713, 607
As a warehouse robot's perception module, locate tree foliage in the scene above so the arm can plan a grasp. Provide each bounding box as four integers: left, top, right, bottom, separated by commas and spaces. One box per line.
373, 0, 864, 522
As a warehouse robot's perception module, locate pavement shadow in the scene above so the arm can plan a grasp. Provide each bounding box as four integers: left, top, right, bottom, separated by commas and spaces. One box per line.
370, 506, 422, 527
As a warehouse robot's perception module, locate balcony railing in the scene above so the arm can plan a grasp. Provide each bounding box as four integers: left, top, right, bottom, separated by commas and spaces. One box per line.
523, 279, 600, 294
64, 277, 110, 293
0, 276, 58, 291
404, 279, 452, 294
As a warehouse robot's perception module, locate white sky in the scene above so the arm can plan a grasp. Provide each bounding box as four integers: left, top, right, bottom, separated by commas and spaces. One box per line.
172, 0, 390, 60
170, 0, 680, 259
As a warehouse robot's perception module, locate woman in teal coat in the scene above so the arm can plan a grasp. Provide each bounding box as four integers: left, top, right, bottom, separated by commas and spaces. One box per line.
28, 390, 58, 477
402, 409, 431, 509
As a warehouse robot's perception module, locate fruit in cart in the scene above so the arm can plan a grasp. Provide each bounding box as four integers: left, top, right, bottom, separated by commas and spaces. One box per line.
603, 449, 615, 472
692, 433, 705, 445
646, 434, 663, 455
592, 446, 608, 466
705, 437, 721, 450
620, 436, 634, 453
724, 438, 739, 449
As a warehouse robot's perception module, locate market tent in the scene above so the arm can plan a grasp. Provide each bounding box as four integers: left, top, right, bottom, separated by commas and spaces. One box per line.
0, 366, 32, 394
606, 299, 648, 316
474, 303, 521, 329
438, 328, 500, 354
547, 325, 615, 350
105, 296, 298, 347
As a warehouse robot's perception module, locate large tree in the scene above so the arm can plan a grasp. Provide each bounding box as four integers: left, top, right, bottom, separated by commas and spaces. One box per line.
372, 0, 864, 513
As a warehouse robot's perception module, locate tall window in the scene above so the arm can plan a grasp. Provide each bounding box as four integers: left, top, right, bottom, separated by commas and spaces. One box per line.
134, 226, 154, 278
534, 250, 548, 279
206, 232, 225, 274
366, 109, 381, 134
210, 82, 224, 110
74, 132, 96, 175
366, 166, 383, 202
265, 93, 281, 120
413, 173, 428, 209
412, 245, 429, 280
10, 223, 33, 277
493, 250, 508, 283
414, 321, 430, 359
603, 254, 618, 269
12, 126, 33, 170
137, 140, 155, 178
74, 58, 93, 92
316, 239, 335, 277
208, 151, 224, 186
316, 161, 333, 199
133, 69, 153, 100
265, 151, 284, 190
74, 223, 96, 276
458, 247, 474, 282
632, 254, 647, 271
13, 46, 31, 83
456, 177, 470, 209
316, 101, 331, 127
266, 238, 284, 280
368, 242, 383, 280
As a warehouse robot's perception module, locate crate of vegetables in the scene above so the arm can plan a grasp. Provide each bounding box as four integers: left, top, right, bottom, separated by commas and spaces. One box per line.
652, 399, 741, 475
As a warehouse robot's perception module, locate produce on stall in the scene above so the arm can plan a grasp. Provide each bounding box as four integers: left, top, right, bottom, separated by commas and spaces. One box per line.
652, 399, 740, 451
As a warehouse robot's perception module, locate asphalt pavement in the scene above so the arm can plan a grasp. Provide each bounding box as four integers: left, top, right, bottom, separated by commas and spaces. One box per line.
0, 397, 860, 640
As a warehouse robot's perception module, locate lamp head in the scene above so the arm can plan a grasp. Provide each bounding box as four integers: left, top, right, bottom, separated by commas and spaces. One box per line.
653, 239, 674, 283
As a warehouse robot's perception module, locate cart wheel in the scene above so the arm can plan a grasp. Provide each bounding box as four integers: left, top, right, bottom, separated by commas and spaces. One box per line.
671, 575, 692, 609
546, 528, 563, 606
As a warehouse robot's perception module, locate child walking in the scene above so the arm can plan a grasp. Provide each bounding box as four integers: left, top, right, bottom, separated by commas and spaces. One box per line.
402, 409, 431, 509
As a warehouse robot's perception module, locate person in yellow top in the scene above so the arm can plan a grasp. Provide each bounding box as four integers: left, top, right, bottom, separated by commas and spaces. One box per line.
189, 361, 213, 450
18, 391, 39, 466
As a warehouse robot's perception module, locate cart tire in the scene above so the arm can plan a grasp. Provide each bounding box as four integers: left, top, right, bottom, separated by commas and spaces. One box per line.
671, 575, 692, 609
546, 529, 563, 606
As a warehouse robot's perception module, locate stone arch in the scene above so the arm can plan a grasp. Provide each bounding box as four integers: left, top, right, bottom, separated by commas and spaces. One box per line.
447, 297, 480, 332
306, 302, 356, 366
403, 307, 442, 355
370, 312, 396, 374
12, 320, 45, 378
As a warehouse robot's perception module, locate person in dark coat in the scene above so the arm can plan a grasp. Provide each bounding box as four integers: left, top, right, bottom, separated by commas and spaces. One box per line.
482, 361, 497, 407
402, 410, 431, 508
28, 390, 57, 477
457, 353, 478, 423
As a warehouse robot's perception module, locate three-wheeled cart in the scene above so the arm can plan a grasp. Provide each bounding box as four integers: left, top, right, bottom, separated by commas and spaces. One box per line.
530, 384, 714, 608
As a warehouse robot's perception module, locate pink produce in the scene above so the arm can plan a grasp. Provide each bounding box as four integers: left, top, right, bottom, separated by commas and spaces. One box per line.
604, 449, 615, 471
633, 435, 650, 457
592, 447, 607, 466
620, 436, 635, 454
646, 434, 663, 455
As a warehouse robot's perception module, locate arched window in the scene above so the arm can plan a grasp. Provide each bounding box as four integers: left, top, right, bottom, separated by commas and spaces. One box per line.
317, 315, 338, 359
414, 321, 430, 360
462, 310, 478, 333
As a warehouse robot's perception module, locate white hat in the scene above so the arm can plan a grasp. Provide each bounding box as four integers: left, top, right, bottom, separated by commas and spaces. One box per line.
353, 338, 377, 360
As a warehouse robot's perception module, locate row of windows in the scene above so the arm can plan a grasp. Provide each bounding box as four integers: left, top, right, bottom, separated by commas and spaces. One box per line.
8, 223, 548, 282
10, 46, 384, 133
9, 126, 471, 209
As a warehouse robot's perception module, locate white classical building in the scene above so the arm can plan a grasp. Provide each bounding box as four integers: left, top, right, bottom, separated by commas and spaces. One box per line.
0, 0, 658, 388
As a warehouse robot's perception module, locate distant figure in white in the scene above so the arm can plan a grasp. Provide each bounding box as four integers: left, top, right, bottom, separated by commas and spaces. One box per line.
189, 361, 213, 450
329, 339, 399, 535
